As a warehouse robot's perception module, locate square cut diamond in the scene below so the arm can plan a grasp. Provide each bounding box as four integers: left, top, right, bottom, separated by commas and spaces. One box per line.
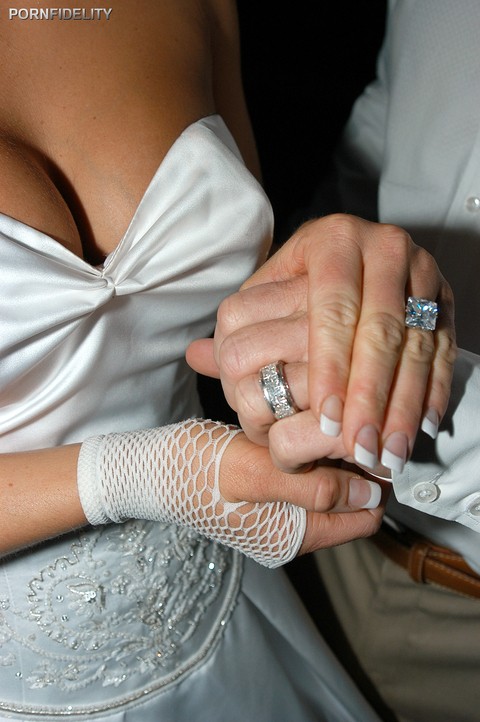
405, 297, 438, 331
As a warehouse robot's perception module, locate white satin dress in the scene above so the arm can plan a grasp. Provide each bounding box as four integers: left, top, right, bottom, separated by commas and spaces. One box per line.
0, 115, 379, 721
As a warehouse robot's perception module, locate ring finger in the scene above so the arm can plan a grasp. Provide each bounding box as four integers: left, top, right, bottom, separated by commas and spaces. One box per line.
235, 361, 308, 446
380, 282, 456, 470
342, 254, 445, 469
217, 314, 308, 411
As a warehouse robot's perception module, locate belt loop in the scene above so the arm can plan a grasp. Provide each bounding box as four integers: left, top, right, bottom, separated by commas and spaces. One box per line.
408, 541, 430, 583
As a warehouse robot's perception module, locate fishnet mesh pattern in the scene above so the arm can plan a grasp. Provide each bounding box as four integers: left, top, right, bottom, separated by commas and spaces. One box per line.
77, 418, 306, 568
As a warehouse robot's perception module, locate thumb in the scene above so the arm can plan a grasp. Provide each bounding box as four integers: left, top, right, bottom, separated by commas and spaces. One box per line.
186, 338, 220, 378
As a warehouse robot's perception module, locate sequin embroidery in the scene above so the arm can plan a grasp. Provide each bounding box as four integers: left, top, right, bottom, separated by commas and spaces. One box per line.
0, 520, 241, 717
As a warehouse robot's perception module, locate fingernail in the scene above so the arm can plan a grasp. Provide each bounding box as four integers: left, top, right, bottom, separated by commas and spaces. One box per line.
381, 431, 409, 473
349, 477, 382, 509
320, 395, 343, 437
354, 424, 379, 469
421, 408, 439, 439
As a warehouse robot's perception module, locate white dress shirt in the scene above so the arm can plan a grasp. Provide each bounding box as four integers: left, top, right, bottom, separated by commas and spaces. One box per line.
336, 0, 480, 570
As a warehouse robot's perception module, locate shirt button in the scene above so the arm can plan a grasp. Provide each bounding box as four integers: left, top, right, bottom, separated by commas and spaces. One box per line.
467, 497, 480, 517
465, 196, 480, 212
413, 481, 440, 503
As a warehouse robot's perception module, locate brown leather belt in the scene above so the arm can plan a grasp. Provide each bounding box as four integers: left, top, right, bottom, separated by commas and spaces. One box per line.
371, 523, 480, 600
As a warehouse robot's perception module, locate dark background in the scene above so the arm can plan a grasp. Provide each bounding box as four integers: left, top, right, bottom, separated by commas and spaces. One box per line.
200, 2, 387, 421
238, 1, 387, 243
200, 2, 387, 423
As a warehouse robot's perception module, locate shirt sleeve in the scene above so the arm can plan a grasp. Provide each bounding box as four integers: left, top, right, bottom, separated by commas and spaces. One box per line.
392, 348, 480, 533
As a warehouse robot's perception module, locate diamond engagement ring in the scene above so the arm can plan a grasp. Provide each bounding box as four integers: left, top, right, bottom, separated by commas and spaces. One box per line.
259, 361, 298, 420
405, 296, 438, 331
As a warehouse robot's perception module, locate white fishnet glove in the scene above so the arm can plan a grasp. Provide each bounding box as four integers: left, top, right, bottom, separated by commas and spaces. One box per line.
77, 418, 306, 568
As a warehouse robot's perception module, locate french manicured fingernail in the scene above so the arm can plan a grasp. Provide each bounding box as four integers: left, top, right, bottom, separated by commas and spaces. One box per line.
320, 395, 343, 437
381, 431, 409, 473
421, 408, 439, 439
349, 477, 382, 509
354, 424, 379, 469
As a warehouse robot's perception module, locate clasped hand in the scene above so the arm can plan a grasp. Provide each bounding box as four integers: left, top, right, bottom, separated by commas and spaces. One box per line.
187, 214, 457, 553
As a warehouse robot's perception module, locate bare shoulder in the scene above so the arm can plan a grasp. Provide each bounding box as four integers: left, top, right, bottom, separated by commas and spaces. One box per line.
205, 0, 261, 179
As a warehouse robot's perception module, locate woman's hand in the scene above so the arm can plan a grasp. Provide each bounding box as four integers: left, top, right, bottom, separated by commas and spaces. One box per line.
219, 430, 385, 556
77, 418, 385, 567
187, 214, 457, 473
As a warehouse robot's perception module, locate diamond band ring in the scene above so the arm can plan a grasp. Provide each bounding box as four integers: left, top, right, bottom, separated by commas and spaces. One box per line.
405, 296, 438, 331
259, 361, 298, 420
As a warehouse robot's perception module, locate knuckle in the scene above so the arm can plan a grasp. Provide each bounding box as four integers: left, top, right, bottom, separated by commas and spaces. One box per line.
312, 471, 339, 512
405, 328, 435, 364
379, 224, 413, 258
325, 213, 356, 234
268, 421, 302, 469
361, 311, 405, 355
320, 214, 364, 248
434, 333, 458, 399
440, 333, 458, 368
317, 296, 359, 336
217, 333, 247, 380
302, 214, 362, 258
354, 380, 389, 411
216, 293, 243, 336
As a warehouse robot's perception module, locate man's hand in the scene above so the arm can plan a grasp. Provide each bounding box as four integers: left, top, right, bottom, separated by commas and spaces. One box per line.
187, 214, 457, 474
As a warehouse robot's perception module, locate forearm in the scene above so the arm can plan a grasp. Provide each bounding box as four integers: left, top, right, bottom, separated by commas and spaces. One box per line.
0, 444, 86, 557
0, 415, 383, 566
